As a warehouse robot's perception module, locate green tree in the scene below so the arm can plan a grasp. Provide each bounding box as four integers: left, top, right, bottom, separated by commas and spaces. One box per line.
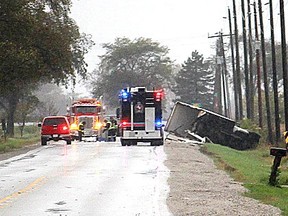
15, 94, 39, 137
0, 0, 94, 136
173, 50, 214, 110
90, 37, 173, 107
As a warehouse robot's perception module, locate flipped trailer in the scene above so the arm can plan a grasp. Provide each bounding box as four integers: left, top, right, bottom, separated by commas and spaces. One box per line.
165, 101, 260, 150
118, 87, 164, 146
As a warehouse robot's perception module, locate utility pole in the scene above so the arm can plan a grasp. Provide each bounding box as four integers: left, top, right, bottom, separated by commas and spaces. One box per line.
228, 7, 239, 121
220, 32, 230, 117
279, 0, 288, 132
241, 0, 251, 119
248, 0, 254, 120
233, 0, 243, 120
259, 0, 273, 143
215, 38, 223, 115
208, 33, 230, 116
254, 1, 263, 128
269, 0, 280, 145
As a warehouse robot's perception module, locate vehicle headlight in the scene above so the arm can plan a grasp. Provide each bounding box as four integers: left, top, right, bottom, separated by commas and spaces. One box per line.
94, 122, 102, 129
70, 123, 78, 130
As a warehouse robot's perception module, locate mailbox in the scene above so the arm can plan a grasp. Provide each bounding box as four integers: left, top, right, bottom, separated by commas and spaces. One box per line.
270, 147, 287, 157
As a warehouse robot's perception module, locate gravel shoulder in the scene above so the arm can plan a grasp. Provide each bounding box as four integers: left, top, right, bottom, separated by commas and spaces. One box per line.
164, 140, 282, 216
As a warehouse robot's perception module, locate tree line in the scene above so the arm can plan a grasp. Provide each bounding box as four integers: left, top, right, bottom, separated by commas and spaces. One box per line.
90, 37, 215, 111
0, 0, 93, 136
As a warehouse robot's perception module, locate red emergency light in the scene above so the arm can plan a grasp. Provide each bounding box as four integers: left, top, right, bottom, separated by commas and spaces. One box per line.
154, 90, 163, 101
120, 120, 130, 128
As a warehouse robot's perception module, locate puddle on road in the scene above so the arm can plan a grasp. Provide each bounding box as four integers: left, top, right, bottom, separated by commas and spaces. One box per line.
24, 168, 35, 172
46, 208, 70, 213
55, 201, 67, 205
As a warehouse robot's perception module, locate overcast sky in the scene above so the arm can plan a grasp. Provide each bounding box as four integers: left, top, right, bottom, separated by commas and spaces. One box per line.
70, 0, 235, 69
69, 0, 278, 95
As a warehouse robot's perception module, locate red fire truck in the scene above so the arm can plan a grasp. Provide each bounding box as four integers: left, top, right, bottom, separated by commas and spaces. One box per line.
67, 98, 104, 141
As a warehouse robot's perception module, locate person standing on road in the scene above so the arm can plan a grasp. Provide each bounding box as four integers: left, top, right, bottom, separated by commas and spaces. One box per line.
78, 121, 86, 142
102, 119, 111, 141
109, 116, 117, 141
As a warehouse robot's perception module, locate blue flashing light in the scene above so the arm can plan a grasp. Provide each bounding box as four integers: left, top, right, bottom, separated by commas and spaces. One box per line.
155, 120, 162, 128
120, 90, 129, 101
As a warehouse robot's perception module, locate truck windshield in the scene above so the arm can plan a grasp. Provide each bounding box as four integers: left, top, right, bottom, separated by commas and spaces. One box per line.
75, 106, 100, 114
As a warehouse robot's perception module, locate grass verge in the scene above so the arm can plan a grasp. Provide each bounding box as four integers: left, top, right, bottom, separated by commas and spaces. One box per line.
201, 143, 288, 216
0, 125, 40, 153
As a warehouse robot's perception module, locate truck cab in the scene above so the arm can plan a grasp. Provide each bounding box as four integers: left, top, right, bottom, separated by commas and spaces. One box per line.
118, 87, 164, 146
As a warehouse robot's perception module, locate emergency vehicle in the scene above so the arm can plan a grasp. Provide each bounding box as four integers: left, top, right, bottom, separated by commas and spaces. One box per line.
118, 87, 164, 146
67, 98, 104, 141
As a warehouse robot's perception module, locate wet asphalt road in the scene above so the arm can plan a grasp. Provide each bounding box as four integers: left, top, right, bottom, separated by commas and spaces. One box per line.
0, 139, 171, 216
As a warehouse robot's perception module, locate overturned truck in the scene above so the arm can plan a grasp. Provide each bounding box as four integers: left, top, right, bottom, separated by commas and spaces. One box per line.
165, 101, 260, 150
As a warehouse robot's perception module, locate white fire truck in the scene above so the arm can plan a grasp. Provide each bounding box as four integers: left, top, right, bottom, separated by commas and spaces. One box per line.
118, 87, 164, 146
67, 98, 104, 141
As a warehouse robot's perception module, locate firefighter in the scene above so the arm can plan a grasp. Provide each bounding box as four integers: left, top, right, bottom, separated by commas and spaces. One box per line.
78, 121, 86, 142
109, 116, 118, 141
103, 119, 111, 141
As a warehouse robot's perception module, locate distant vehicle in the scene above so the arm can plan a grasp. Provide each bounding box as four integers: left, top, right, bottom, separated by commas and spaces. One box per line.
67, 98, 105, 141
118, 87, 164, 146
38, 116, 72, 146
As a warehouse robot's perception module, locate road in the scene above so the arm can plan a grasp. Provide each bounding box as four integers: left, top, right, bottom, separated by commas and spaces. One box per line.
0, 139, 171, 216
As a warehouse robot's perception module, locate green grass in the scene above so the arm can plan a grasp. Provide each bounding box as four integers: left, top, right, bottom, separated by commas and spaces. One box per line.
0, 125, 40, 153
201, 143, 288, 216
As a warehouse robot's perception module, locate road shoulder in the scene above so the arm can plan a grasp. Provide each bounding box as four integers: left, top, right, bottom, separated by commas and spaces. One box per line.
164, 140, 281, 216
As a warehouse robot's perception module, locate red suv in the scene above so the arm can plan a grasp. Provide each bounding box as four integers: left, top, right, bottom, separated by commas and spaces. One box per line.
38, 116, 72, 145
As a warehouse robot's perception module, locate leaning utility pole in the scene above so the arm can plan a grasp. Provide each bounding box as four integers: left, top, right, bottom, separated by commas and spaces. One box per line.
279, 0, 288, 132
269, 0, 281, 145
241, 0, 251, 119
259, 0, 273, 143
233, 0, 243, 120
228, 7, 239, 120
254, 1, 263, 128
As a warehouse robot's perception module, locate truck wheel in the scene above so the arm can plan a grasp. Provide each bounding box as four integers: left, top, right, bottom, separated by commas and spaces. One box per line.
131, 141, 137, 146
121, 140, 131, 146
41, 137, 47, 146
